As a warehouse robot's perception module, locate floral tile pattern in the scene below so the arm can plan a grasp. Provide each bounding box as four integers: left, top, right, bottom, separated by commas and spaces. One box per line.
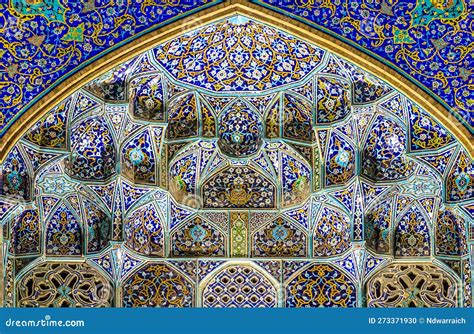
0, 16, 472, 309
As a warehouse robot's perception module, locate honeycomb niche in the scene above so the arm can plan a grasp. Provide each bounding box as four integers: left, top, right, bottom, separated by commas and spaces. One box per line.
1, 17, 472, 308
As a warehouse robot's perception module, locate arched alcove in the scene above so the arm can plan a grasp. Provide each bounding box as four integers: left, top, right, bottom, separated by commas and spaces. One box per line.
0, 8, 471, 308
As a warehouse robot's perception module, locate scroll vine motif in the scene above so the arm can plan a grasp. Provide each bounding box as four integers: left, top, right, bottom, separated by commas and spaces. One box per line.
122, 263, 194, 307
0, 1, 214, 133
286, 263, 357, 307
259, 0, 473, 128
0, 1, 472, 136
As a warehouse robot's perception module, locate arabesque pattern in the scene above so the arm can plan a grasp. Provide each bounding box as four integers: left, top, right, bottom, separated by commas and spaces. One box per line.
0, 17, 471, 309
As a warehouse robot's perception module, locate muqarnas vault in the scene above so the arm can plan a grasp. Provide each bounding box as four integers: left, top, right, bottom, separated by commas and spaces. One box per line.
1, 17, 472, 308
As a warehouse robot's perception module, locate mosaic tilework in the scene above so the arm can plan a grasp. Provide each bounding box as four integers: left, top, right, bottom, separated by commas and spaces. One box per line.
1, 17, 472, 309
25, 98, 71, 149
256, 0, 474, 131
435, 207, 467, 257
395, 206, 431, 257
122, 262, 194, 307
129, 74, 165, 121
313, 206, 351, 257
122, 129, 158, 185
45, 203, 82, 256
202, 165, 276, 209
0, 0, 220, 135
171, 216, 227, 257
285, 263, 357, 307
252, 217, 307, 257
154, 18, 324, 92
218, 100, 263, 157
362, 115, 414, 181
0, 0, 472, 141
202, 264, 278, 307
65, 116, 116, 181
366, 263, 458, 307
16, 262, 112, 307
124, 202, 164, 257
9, 208, 40, 256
